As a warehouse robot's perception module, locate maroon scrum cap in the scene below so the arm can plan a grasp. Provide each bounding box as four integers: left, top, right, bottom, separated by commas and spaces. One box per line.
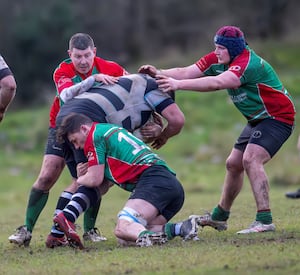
214, 26, 246, 60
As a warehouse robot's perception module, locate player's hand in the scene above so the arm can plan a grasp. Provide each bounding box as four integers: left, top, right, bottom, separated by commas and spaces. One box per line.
151, 136, 168, 150
138, 65, 157, 78
94, 74, 119, 85
152, 112, 164, 128
156, 75, 179, 92
77, 162, 88, 177
140, 121, 163, 139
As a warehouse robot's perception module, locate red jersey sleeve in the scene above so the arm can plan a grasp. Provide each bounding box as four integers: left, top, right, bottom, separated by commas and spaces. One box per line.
49, 61, 75, 127
84, 123, 103, 167
53, 61, 76, 95
195, 52, 218, 72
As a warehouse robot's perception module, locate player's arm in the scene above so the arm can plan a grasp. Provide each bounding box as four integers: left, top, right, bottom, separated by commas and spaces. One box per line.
156, 70, 241, 93
77, 162, 112, 194
53, 66, 92, 103
0, 55, 17, 123
0, 74, 16, 123
139, 52, 219, 83
76, 164, 105, 188
59, 74, 121, 103
151, 103, 185, 149
139, 64, 203, 79
59, 76, 95, 103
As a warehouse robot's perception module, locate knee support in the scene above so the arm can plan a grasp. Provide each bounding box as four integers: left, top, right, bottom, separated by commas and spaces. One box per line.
117, 207, 147, 227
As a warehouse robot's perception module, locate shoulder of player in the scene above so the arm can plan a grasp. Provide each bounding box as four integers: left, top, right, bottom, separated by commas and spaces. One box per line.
232, 47, 260, 67
53, 58, 74, 76
93, 123, 123, 141
94, 56, 122, 68
228, 48, 258, 74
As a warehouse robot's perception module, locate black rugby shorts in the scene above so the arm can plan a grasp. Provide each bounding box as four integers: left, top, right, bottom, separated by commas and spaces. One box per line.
234, 119, 293, 157
129, 165, 185, 221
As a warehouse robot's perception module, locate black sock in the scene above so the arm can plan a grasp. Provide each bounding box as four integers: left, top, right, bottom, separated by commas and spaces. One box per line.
54, 191, 73, 215
63, 186, 100, 223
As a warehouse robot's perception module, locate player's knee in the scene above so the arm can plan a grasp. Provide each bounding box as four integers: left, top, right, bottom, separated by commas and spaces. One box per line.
34, 174, 56, 190
115, 207, 147, 239
242, 154, 257, 171
225, 157, 243, 173
114, 222, 125, 239
118, 207, 147, 225
1, 75, 17, 93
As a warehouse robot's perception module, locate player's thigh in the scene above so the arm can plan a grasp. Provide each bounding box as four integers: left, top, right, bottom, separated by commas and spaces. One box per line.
124, 198, 159, 222
243, 143, 270, 167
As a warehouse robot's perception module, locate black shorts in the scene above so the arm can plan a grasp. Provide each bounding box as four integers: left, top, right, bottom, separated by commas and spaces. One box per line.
45, 127, 87, 178
44, 127, 64, 157
129, 165, 185, 221
234, 119, 294, 157
62, 140, 87, 179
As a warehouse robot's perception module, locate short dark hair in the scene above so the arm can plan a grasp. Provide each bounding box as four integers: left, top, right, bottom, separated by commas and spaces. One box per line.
69, 33, 95, 50
56, 113, 93, 143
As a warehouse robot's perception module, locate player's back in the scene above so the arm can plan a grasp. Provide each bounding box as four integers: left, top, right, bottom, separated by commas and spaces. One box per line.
57, 73, 171, 132
74, 74, 157, 131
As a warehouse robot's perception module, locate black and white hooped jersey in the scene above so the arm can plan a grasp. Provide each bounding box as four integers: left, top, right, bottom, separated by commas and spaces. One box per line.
57, 73, 174, 132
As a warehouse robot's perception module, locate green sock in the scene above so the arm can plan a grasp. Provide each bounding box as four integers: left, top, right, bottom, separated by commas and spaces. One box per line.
25, 188, 49, 232
164, 223, 175, 240
211, 205, 230, 221
138, 230, 155, 238
256, 210, 272, 224
83, 197, 101, 232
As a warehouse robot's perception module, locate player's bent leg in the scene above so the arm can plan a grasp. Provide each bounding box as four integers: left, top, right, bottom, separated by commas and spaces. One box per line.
115, 212, 146, 241
219, 148, 244, 211
115, 219, 167, 247
115, 203, 168, 247
46, 189, 73, 248
242, 143, 271, 210
53, 212, 84, 250
52, 185, 100, 249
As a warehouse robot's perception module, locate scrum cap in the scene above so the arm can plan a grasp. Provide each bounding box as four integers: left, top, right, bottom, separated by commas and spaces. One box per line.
214, 26, 246, 60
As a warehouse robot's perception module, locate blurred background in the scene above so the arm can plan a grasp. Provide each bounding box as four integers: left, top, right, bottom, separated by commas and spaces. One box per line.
0, 0, 300, 226
1, 0, 300, 186
1, 0, 299, 107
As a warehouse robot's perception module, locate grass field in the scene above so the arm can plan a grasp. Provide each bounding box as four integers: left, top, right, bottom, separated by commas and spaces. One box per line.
1, 42, 300, 274
1, 161, 300, 275
1, 100, 300, 274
